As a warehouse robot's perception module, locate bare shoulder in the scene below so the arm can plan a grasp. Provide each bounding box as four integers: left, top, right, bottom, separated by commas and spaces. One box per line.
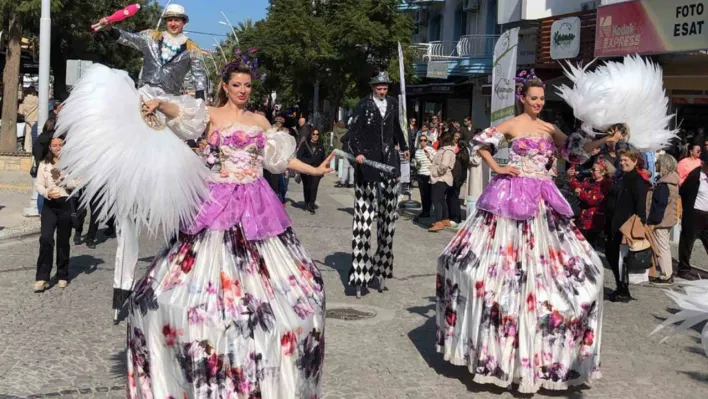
542, 120, 564, 136
251, 113, 272, 131
206, 106, 225, 130
495, 118, 517, 135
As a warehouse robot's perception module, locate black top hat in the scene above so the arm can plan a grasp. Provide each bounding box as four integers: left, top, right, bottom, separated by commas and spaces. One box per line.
369, 71, 392, 85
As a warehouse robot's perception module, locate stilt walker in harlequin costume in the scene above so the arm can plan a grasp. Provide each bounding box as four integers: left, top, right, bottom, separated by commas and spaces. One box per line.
76, 4, 209, 323
346, 71, 409, 299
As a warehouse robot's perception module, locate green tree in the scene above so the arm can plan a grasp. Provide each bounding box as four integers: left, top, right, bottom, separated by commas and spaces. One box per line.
49, 0, 163, 97
0, 0, 161, 153
234, 0, 332, 115
221, 0, 415, 127
0, 0, 43, 152
320, 0, 415, 117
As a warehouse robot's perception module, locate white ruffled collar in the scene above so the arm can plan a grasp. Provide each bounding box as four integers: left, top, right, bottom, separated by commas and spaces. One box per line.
161, 32, 188, 47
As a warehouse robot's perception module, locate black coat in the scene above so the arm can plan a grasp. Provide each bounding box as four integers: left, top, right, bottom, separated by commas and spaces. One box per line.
297, 140, 326, 167
345, 94, 408, 182
680, 166, 703, 217
607, 168, 650, 234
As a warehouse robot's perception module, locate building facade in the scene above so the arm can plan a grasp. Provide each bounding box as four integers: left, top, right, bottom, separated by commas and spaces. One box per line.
401, 0, 500, 128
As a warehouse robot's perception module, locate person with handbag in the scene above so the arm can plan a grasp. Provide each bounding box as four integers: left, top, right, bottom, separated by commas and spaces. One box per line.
31, 118, 59, 215
606, 149, 651, 302
33, 135, 76, 292
646, 154, 680, 285
448, 136, 470, 229
296, 128, 326, 214
413, 134, 435, 221
568, 159, 614, 246
428, 133, 457, 232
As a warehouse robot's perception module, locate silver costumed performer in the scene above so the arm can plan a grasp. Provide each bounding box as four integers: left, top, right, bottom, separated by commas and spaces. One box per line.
55, 4, 210, 323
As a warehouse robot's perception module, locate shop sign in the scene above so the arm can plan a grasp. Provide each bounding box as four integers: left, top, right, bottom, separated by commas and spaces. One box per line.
596, 0, 708, 57
491, 28, 520, 126
405, 84, 454, 95
426, 61, 449, 79
517, 30, 537, 65
551, 17, 581, 59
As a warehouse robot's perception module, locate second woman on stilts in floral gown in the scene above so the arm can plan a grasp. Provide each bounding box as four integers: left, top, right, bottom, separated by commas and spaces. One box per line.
435, 72, 622, 393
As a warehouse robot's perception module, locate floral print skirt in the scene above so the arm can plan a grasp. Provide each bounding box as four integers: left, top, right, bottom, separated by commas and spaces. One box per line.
127, 226, 325, 398
436, 202, 603, 393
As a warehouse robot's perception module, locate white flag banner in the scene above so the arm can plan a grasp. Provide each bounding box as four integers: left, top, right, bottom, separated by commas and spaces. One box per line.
491, 28, 520, 126
397, 42, 408, 143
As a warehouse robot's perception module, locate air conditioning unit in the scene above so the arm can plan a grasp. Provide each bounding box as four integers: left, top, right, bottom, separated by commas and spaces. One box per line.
462, 0, 480, 12
581, 1, 597, 11
415, 10, 428, 25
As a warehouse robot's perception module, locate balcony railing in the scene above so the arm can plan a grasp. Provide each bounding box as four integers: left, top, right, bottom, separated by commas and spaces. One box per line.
412, 35, 500, 62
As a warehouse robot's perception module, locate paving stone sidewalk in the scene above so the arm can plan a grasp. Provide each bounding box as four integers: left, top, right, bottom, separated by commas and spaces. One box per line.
0, 174, 706, 398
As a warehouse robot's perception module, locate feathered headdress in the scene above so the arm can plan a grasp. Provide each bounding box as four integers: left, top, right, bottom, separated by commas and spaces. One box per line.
556, 55, 677, 152
514, 69, 544, 101
221, 48, 266, 81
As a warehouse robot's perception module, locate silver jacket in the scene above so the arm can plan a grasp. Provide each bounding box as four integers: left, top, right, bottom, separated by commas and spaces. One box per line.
116, 29, 208, 95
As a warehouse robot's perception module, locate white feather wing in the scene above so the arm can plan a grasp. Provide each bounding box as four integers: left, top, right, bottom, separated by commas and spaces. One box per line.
55, 64, 211, 240
651, 280, 708, 357
556, 55, 677, 152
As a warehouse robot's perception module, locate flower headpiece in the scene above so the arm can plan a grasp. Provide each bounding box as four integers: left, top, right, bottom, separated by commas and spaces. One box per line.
221, 48, 266, 81
514, 69, 544, 100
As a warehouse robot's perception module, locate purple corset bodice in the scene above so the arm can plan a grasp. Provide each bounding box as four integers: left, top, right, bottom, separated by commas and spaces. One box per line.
182, 124, 292, 240
476, 135, 573, 220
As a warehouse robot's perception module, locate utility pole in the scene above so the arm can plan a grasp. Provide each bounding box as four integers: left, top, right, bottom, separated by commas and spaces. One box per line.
38, 0, 51, 128
25, 0, 51, 217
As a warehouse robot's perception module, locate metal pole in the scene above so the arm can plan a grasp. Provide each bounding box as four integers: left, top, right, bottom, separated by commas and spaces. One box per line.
25, 0, 51, 217
207, 54, 219, 72
38, 0, 51, 128
220, 11, 239, 46
155, 0, 173, 30
213, 39, 227, 62
313, 79, 320, 118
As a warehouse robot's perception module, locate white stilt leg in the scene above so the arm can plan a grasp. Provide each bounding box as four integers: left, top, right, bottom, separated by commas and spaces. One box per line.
112, 216, 140, 322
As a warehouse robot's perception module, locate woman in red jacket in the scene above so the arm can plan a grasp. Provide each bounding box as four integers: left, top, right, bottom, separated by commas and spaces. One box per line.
569, 159, 615, 245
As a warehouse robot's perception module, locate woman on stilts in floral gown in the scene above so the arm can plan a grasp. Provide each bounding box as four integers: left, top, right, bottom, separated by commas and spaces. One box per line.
56, 44, 332, 395
435, 72, 622, 393
123, 56, 333, 396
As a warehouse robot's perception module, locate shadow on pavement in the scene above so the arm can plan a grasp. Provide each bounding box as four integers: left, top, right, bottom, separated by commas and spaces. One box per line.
111, 349, 127, 378
336, 207, 354, 216
320, 251, 359, 298
68, 254, 105, 281
679, 370, 708, 383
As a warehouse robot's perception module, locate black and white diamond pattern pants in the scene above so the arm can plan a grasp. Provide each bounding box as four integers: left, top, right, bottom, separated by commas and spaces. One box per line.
348, 179, 400, 287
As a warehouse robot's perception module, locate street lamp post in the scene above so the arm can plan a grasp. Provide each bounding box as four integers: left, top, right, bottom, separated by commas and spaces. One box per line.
213, 39, 227, 62
155, 0, 173, 30
38, 0, 51, 128
219, 11, 239, 46
207, 54, 219, 72
25, 0, 51, 217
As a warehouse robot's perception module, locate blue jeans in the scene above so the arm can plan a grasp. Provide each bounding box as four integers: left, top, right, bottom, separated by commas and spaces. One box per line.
278, 174, 289, 202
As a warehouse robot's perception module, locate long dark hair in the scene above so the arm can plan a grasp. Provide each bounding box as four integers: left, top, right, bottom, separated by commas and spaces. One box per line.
42, 117, 56, 135
216, 62, 253, 107
439, 132, 455, 147
44, 134, 65, 164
